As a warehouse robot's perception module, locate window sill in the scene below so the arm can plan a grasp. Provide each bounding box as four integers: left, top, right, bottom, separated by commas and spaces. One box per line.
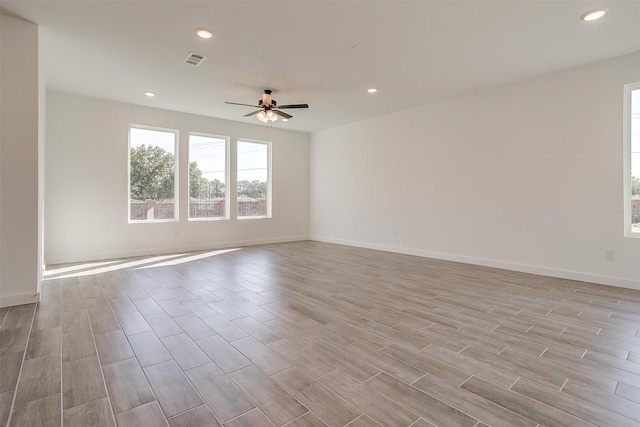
188, 217, 229, 222
128, 219, 178, 224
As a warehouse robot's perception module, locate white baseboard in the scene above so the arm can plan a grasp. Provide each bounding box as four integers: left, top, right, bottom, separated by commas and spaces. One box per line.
310, 235, 640, 291
46, 235, 309, 265
0, 291, 40, 308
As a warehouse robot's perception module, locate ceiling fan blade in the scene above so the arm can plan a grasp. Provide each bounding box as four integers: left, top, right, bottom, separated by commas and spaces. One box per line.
244, 110, 262, 117
277, 104, 309, 109
273, 110, 293, 120
225, 102, 260, 107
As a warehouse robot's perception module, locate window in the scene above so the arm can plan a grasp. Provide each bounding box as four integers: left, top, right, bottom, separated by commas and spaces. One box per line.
188, 134, 229, 220
128, 125, 178, 222
624, 83, 640, 236
237, 140, 271, 218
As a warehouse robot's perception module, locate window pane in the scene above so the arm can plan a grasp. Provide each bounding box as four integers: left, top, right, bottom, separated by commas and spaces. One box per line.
189, 135, 227, 219
631, 89, 640, 233
129, 127, 177, 221
237, 141, 269, 217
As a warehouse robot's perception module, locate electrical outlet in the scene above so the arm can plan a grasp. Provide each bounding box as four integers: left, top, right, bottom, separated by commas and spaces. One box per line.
605, 249, 615, 261
174, 230, 179, 238
381, 164, 386, 172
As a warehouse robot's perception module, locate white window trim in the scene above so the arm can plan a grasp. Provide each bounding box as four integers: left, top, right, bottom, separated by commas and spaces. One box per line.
187, 132, 230, 221
128, 124, 179, 224
236, 138, 272, 220
623, 82, 640, 237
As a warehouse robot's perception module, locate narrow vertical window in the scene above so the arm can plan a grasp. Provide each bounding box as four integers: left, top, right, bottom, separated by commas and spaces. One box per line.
188, 134, 228, 220
624, 83, 640, 236
129, 126, 178, 222
237, 140, 271, 218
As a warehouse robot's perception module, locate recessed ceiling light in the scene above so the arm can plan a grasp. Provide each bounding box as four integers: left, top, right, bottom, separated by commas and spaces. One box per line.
144, 91, 156, 97
367, 88, 378, 93
282, 118, 289, 122
196, 28, 214, 39
581, 8, 607, 22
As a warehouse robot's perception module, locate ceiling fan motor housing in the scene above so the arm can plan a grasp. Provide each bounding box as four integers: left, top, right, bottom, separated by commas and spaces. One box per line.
261, 89, 274, 108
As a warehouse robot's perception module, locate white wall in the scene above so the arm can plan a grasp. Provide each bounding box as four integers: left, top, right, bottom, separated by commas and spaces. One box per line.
0, 15, 42, 307
46, 91, 309, 264
310, 52, 640, 289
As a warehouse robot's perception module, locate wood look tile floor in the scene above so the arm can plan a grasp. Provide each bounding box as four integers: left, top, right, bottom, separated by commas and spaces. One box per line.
2, 241, 640, 426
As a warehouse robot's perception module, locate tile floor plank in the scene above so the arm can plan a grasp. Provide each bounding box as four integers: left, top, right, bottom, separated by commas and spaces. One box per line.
233, 316, 281, 344
228, 365, 307, 426
364, 372, 476, 427
561, 379, 640, 421
173, 313, 216, 340
102, 358, 155, 413
231, 337, 292, 375
10, 393, 61, 427
94, 329, 134, 365
412, 373, 536, 427
380, 343, 470, 386
161, 333, 211, 370
115, 401, 168, 427
145, 312, 184, 338
116, 311, 152, 336
343, 342, 425, 384
63, 397, 116, 427
615, 382, 640, 404
285, 412, 328, 427
62, 329, 96, 362
62, 355, 107, 410
196, 335, 252, 373
419, 344, 519, 388
203, 315, 249, 341
168, 405, 222, 427
272, 368, 361, 427
511, 376, 638, 426
185, 363, 254, 422
14, 353, 61, 406
267, 339, 336, 379
222, 408, 275, 427
61, 310, 90, 333
317, 370, 419, 427
0, 391, 13, 426
460, 376, 591, 427
25, 327, 61, 360
128, 331, 173, 367
144, 360, 203, 417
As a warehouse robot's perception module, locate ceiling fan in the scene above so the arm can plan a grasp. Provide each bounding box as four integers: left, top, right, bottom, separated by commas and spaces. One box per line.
225, 90, 309, 123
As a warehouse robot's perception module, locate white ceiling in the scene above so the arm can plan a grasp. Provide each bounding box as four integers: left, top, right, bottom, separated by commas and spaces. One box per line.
2, 1, 639, 133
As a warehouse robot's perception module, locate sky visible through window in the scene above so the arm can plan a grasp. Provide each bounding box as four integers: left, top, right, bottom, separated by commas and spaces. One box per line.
190, 135, 225, 184
130, 127, 175, 154
237, 141, 268, 182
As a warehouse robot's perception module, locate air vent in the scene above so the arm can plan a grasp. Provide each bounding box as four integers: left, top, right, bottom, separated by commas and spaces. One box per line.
184, 52, 207, 66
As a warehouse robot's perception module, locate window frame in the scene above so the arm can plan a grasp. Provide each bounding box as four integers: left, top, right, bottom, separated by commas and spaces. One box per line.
624, 82, 640, 238
236, 138, 272, 220
128, 124, 179, 224
187, 132, 230, 221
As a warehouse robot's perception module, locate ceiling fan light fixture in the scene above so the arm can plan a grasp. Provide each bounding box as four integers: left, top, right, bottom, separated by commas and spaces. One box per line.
256, 110, 278, 123
195, 28, 214, 39
581, 8, 607, 21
